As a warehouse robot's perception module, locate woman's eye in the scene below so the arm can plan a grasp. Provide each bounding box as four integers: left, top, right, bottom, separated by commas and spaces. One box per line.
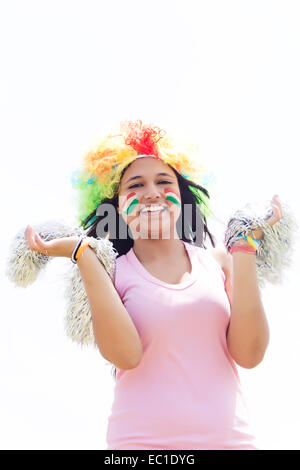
128, 181, 171, 189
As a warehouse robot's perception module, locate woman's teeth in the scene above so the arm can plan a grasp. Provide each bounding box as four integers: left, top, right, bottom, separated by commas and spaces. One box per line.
140, 207, 166, 214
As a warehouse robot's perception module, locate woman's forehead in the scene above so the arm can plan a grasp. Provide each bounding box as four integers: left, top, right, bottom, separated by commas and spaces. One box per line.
121, 158, 175, 182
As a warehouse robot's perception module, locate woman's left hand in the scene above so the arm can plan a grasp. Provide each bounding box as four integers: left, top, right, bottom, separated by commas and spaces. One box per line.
250, 195, 284, 241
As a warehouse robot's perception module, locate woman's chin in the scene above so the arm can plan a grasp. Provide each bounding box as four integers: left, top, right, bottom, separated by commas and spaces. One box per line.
132, 226, 177, 240
128, 212, 179, 240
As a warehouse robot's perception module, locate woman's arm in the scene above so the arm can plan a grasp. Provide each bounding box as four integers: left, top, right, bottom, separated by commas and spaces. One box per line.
224, 249, 270, 369
211, 196, 285, 369
24, 225, 143, 370
77, 246, 143, 369
214, 245, 269, 369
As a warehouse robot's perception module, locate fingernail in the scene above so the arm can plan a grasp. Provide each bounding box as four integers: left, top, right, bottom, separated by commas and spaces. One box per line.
273, 194, 279, 198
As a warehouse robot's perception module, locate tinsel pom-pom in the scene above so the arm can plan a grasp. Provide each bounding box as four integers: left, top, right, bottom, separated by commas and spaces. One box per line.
6, 218, 118, 346
61, 236, 118, 345
5, 220, 85, 288
224, 200, 299, 288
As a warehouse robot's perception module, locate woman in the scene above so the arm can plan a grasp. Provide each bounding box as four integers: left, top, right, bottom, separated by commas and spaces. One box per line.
24, 119, 283, 450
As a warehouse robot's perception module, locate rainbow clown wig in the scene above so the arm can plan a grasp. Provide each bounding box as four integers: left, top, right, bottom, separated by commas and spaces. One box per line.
70, 119, 216, 230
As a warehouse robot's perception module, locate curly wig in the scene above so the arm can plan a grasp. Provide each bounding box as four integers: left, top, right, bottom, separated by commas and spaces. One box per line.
71, 119, 216, 230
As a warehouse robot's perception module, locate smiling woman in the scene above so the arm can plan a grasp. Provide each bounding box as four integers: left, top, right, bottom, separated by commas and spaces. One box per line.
9, 119, 295, 450
66, 119, 260, 450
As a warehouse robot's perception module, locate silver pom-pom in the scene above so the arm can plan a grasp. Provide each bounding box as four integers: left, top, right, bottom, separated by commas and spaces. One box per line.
5, 219, 85, 287
61, 237, 118, 345
6, 219, 118, 346
224, 200, 299, 288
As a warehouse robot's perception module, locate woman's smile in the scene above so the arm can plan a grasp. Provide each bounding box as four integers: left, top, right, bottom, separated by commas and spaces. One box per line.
139, 206, 168, 217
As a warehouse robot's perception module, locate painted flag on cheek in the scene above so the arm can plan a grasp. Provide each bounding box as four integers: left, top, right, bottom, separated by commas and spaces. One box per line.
164, 188, 181, 206
123, 192, 139, 215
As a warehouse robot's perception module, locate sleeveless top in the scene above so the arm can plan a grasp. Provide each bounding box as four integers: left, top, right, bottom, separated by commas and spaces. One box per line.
105, 241, 258, 450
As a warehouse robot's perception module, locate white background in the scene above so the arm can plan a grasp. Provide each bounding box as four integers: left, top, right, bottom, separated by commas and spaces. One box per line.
1, 0, 300, 450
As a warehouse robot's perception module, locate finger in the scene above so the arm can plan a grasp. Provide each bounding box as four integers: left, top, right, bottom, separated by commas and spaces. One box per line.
30, 227, 39, 248
25, 225, 35, 249
33, 231, 47, 252
273, 206, 283, 219
26, 225, 42, 251
271, 201, 283, 219
30, 234, 40, 251
33, 231, 51, 255
271, 196, 283, 217
270, 203, 280, 217
34, 231, 42, 244
271, 197, 282, 208
267, 204, 281, 225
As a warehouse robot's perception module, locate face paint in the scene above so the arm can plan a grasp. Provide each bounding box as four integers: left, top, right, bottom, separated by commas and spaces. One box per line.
164, 188, 181, 206
122, 191, 139, 215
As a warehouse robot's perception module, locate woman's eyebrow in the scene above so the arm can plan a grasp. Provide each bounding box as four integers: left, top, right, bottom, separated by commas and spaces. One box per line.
124, 172, 175, 185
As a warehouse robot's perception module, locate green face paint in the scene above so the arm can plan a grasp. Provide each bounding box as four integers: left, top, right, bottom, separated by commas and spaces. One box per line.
164, 188, 181, 206
123, 191, 139, 215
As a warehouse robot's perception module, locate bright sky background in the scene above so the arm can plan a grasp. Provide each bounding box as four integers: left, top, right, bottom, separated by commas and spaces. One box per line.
1, 0, 300, 450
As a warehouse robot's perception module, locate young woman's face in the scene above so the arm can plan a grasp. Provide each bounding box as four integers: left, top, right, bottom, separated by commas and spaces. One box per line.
117, 157, 182, 240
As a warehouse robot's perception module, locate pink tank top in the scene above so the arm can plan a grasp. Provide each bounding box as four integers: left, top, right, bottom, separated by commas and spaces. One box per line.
106, 241, 258, 450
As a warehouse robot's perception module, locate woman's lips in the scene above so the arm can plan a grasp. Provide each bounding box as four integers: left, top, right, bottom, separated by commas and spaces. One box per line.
139, 207, 168, 217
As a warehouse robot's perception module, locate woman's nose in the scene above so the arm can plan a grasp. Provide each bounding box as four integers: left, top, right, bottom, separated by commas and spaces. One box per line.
143, 182, 162, 199
144, 188, 162, 202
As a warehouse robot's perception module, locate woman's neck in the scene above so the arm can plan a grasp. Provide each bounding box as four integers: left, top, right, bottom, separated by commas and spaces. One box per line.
132, 238, 185, 264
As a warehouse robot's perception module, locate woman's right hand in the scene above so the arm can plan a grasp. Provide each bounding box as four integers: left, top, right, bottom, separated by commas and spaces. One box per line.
25, 224, 80, 259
